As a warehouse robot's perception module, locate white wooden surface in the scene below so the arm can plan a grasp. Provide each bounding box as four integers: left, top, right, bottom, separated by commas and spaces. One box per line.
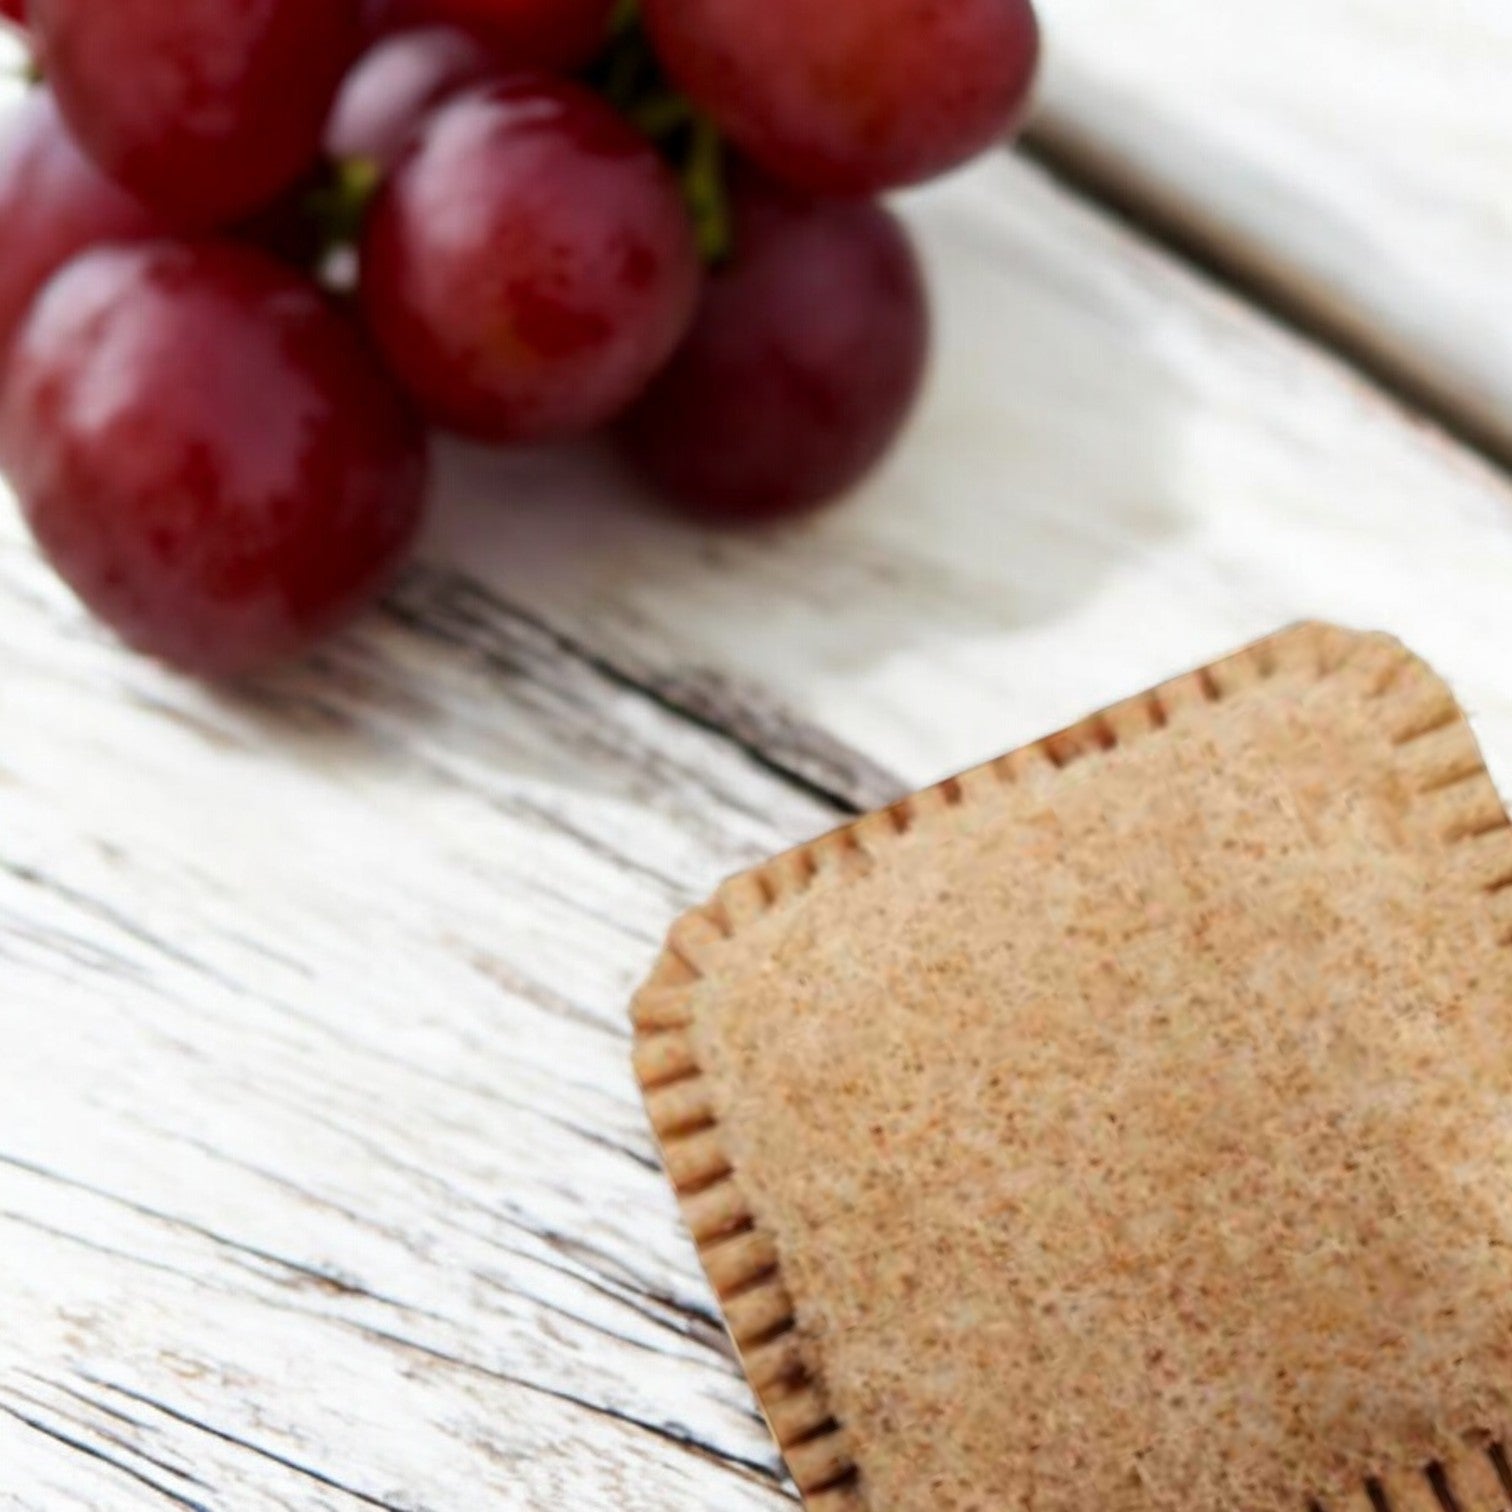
1033, 0, 1512, 458
5, 36, 1512, 1511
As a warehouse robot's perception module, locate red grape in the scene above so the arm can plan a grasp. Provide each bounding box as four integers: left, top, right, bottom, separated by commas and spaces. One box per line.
362, 0, 409, 31
362, 0, 448, 39
359, 74, 700, 444
327, 26, 500, 171
0, 89, 164, 368
365, 0, 615, 69
31, 0, 364, 228
0, 241, 427, 677
618, 177, 929, 521
643, 0, 1040, 197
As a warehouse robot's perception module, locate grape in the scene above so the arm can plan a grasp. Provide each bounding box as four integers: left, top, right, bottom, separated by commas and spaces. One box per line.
362, 0, 447, 39
617, 176, 929, 521
365, 0, 615, 69
642, 0, 1040, 196
362, 0, 410, 31
0, 241, 427, 676
0, 89, 163, 367
31, 0, 364, 228
359, 74, 700, 444
328, 26, 500, 171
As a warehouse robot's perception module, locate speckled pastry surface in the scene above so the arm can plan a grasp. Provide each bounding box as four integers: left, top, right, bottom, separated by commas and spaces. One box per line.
633, 623, 1512, 1512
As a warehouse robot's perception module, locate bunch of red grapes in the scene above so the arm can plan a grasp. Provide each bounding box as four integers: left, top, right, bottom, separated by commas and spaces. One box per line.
0, 0, 1039, 677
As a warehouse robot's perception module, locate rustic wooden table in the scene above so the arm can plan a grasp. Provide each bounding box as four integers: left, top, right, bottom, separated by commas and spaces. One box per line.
4, 4, 1512, 1507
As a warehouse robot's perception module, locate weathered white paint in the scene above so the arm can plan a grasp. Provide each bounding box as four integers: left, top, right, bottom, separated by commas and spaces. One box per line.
436, 154, 1512, 789
0, 549, 839, 1510
1032, 0, 1512, 458
2, 67, 1512, 1511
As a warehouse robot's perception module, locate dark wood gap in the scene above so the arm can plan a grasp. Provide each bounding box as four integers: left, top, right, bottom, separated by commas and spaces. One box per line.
1015, 132, 1512, 484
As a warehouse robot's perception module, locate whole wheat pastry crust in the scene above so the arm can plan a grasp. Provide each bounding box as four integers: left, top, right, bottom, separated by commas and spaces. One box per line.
632, 622, 1512, 1512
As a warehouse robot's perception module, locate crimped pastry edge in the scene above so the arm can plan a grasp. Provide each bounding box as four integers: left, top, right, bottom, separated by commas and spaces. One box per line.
631, 621, 1512, 1512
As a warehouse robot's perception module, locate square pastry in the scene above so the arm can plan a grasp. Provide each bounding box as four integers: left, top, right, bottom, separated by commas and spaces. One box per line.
632, 623, 1512, 1512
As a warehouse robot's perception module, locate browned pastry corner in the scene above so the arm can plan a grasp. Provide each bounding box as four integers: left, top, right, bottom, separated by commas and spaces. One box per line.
632, 622, 1512, 1512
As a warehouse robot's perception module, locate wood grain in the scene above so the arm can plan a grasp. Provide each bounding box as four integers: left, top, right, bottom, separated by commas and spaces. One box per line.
432, 153, 1512, 789
3, 68, 1512, 1508
1031, 0, 1512, 460
0, 548, 849, 1510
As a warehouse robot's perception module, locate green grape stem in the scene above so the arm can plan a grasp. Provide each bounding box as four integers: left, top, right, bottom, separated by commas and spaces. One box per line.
583, 2, 732, 266
682, 116, 731, 264
315, 156, 382, 249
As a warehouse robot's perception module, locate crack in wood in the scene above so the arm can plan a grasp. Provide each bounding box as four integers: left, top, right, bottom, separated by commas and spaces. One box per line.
502, 791, 694, 900
457, 947, 632, 1040
1, 1383, 211, 1491
507, 1214, 727, 1339
1015, 132, 1512, 477
0, 1401, 212, 1512
0, 902, 144, 979
242, 1059, 658, 1206
245, 1090, 708, 1336
452, 1216, 726, 1354
153, 1097, 728, 1361
110, 1121, 694, 1371
17, 1205, 782, 1499
79, 1381, 412, 1512
25, 1375, 171, 1435
317, 1325, 789, 1493
0, 859, 240, 993
380, 566, 898, 818
0, 1154, 394, 1305
2, 1155, 769, 1470
1, 1208, 239, 1293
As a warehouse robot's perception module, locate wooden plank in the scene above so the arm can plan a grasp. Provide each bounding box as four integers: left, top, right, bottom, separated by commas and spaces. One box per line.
1030, 0, 1512, 460
3, 90, 1512, 1507
0, 552, 843, 1509
437, 151, 1512, 790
